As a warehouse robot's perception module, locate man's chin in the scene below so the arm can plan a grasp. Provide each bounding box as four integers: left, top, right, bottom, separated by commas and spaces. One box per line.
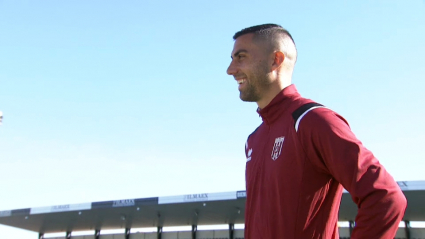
239, 93, 257, 102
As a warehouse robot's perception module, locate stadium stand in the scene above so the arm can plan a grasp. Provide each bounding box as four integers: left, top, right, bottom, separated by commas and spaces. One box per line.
0, 181, 424, 239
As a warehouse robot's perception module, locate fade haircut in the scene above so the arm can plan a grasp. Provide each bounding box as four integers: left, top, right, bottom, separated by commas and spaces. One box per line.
233, 24, 295, 44
233, 24, 297, 64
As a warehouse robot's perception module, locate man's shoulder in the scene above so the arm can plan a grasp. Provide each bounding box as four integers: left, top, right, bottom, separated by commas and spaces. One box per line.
284, 95, 318, 112
297, 106, 350, 133
283, 97, 350, 134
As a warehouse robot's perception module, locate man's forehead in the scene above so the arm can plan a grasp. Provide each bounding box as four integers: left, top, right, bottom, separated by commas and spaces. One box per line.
233, 33, 255, 47
231, 33, 256, 54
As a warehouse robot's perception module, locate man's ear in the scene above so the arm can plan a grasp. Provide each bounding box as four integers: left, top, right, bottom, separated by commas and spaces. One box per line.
271, 51, 285, 70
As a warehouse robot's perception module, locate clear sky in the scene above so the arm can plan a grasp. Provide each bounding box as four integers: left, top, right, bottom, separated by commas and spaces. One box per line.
1, 0, 424, 238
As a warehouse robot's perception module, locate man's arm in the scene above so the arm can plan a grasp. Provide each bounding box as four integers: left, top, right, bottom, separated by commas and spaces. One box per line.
298, 107, 407, 238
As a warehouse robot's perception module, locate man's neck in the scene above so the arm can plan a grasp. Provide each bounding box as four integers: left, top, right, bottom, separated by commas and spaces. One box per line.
256, 82, 291, 109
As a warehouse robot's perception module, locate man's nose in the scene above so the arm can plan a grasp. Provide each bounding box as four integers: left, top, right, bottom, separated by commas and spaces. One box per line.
227, 61, 237, 75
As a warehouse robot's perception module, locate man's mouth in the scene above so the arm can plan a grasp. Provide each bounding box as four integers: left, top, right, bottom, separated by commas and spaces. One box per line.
237, 79, 246, 85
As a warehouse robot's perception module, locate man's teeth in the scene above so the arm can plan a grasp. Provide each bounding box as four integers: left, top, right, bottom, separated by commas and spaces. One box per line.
237, 79, 246, 84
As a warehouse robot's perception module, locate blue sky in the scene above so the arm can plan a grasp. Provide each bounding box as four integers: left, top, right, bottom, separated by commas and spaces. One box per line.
1, 0, 424, 238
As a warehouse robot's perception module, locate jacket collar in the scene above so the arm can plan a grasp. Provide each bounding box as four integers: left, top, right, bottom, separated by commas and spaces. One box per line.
257, 84, 300, 125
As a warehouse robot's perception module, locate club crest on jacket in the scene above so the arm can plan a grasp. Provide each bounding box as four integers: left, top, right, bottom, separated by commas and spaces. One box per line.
271, 136, 285, 161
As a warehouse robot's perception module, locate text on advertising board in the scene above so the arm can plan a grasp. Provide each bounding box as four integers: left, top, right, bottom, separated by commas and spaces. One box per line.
184, 194, 208, 202
237, 191, 247, 198
52, 205, 70, 212
113, 199, 135, 207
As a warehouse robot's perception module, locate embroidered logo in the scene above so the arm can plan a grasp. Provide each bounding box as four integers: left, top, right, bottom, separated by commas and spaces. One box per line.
271, 136, 285, 161
247, 148, 253, 162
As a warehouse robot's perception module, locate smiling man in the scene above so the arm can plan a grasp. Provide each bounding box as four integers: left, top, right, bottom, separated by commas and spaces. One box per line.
227, 24, 407, 239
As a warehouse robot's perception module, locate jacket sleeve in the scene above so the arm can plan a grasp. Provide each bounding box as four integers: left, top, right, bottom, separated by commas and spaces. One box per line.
298, 107, 407, 239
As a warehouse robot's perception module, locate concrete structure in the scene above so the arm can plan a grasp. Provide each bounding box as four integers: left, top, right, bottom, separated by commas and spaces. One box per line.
1, 181, 424, 239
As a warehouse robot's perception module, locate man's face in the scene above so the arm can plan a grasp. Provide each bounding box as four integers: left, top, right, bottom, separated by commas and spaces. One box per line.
227, 33, 271, 102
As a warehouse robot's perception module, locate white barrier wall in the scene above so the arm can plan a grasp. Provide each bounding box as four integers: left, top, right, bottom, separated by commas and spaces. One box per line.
43, 227, 425, 239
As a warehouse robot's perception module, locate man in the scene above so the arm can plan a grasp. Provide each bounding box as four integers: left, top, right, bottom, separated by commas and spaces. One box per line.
227, 24, 407, 239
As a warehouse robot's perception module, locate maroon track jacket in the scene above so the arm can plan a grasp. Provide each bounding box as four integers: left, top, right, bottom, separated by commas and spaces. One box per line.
244, 85, 406, 239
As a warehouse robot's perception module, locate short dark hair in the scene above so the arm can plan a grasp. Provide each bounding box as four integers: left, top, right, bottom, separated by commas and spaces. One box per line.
233, 23, 295, 45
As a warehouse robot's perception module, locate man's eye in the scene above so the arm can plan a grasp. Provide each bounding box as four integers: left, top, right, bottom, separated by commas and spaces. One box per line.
238, 55, 245, 59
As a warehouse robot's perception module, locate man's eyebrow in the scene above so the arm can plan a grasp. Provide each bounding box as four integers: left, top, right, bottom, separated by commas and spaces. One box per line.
231, 49, 248, 59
